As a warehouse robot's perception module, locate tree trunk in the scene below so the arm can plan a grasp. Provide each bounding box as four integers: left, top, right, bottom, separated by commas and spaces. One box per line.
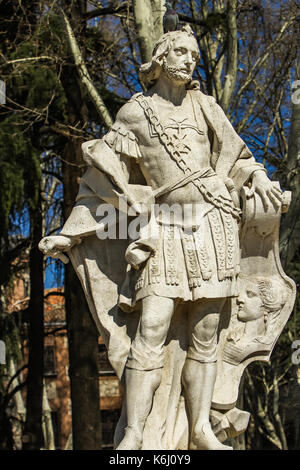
64, 259, 102, 450
60, 1, 102, 449
62, 92, 102, 451
133, 0, 164, 63
61, 10, 113, 128
63, 138, 102, 449
280, 60, 300, 265
220, 0, 238, 113
23, 194, 44, 450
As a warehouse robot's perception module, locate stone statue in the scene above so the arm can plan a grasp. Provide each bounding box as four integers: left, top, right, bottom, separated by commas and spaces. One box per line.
223, 275, 286, 365
39, 25, 296, 450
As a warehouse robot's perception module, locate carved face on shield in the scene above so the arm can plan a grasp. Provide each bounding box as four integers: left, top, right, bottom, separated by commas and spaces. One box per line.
237, 277, 286, 329
237, 280, 264, 323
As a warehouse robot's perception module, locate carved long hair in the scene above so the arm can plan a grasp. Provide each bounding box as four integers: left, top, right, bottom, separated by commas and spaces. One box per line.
239, 275, 286, 336
257, 278, 286, 335
139, 24, 200, 90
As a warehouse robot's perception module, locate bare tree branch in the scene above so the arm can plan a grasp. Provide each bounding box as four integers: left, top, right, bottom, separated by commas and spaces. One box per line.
132, 0, 164, 64
0, 56, 55, 67
61, 10, 113, 127
220, 0, 238, 112
82, 3, 129, 21
279, 59, 300, 266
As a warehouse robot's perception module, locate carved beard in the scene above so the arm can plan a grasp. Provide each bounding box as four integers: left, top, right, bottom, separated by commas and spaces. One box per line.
161, 57, 193, 84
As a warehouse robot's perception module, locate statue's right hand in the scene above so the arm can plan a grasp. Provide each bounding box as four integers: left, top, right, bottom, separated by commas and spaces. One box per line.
38, 235, 73, 264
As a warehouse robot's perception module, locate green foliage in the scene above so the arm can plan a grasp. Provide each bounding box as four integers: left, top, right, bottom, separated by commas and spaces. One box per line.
0, 115, 39, 235
9, 42, 67, 122
38, 12, 68, 57
0, 115, 41, 217
0, 23, 68, 238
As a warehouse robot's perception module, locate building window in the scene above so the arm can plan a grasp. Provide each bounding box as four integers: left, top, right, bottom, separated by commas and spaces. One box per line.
98, 344, 114, 375
101, 409, 121, 449
44, 345, 57, 376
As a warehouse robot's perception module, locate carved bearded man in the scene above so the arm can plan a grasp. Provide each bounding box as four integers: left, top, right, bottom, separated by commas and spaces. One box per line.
39, 25, 282, 450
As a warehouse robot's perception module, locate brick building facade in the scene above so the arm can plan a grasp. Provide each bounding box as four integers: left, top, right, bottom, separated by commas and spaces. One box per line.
7, 279, 122, 449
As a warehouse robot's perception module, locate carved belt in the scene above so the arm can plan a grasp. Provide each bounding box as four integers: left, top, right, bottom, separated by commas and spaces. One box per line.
152, 167, 215, 199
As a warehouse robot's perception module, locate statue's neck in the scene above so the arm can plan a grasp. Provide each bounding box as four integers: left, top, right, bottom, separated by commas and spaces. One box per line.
244, 317, 266, 340
151, 75, 187, 106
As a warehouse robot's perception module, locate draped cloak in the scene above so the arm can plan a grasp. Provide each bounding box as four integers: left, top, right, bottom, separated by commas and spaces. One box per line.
59, 90, 267, 449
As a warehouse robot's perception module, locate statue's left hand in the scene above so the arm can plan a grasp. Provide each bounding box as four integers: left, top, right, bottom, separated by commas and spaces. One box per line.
247, 171, 282, 211
38, 235, 75, 264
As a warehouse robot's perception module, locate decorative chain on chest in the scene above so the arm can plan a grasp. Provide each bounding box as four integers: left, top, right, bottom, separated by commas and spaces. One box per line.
136, 94, 191, 173
135, 94, 241, 220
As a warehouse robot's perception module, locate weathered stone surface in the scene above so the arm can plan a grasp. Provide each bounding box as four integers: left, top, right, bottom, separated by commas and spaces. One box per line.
210, 408, 250, 443
39, 25, 296, 450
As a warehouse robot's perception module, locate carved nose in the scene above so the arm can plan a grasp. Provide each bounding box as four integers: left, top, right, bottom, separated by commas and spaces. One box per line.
184, 52, 193, 65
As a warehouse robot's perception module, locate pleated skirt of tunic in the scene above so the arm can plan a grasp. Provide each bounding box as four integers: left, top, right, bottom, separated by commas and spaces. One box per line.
134, 206, 240, 303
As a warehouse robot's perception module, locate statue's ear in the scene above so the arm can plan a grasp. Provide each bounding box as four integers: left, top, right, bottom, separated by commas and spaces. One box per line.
155, 54, 164, 67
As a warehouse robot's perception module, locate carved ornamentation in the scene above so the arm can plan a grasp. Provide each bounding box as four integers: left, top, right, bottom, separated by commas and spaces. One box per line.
38, 25, 295, 451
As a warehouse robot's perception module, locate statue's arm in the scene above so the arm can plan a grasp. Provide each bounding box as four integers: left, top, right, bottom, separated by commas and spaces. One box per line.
103, 101, 143, 163
211, 98, 282, 211
39, 100, 145, 261
230, 145, 282, 212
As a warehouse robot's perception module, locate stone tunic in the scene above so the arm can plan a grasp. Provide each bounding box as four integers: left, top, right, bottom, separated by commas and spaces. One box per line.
60, 88, 265, 311
104, 90, 241, 305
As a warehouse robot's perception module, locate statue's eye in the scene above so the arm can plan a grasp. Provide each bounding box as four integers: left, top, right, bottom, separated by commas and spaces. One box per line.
246, 290, 257, 298
174, 47, 187, 55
